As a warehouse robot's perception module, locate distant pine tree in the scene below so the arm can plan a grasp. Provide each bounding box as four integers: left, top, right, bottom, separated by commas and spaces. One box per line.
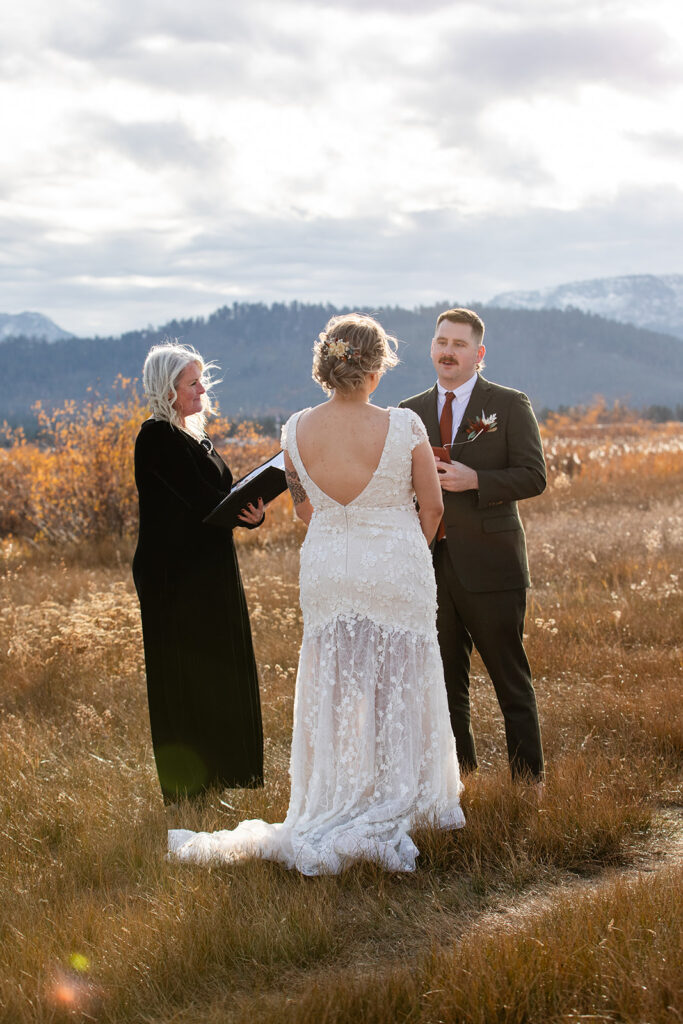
0, 302, 681, 430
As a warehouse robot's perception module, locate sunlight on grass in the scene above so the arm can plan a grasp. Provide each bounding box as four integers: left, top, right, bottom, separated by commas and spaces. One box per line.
0, 405, 681, 1022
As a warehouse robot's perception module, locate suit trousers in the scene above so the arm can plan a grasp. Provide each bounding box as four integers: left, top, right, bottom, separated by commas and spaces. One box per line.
433, 540, 544, 780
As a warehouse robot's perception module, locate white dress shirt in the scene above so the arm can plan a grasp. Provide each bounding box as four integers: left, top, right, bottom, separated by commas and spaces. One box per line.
436, 373, 478, 446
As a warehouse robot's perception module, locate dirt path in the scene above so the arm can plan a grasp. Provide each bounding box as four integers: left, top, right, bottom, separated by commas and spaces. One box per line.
467, 804, 682, 939
243, 807, 683, 1000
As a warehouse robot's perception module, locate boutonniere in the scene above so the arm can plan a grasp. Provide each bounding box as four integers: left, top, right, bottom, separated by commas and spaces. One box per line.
464, 410, 497, 441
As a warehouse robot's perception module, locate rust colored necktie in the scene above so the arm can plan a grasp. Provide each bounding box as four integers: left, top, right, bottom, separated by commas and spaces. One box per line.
436, 391, 455, 541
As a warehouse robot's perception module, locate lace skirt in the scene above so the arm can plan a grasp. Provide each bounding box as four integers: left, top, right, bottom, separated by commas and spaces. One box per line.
168, 506, 465, 874
169, 614, 464, 874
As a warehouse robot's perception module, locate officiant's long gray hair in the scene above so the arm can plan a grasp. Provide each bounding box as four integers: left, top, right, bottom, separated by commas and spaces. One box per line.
142, 341, 220, 441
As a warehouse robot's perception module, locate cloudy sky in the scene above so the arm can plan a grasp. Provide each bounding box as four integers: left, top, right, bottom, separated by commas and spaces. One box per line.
2, 0, 682, 336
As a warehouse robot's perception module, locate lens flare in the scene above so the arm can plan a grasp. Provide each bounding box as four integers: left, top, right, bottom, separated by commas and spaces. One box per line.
46, 965, 102, 1015
156, 743, 208, 796
53, 979, 79, 1005
69, 952, 90, 972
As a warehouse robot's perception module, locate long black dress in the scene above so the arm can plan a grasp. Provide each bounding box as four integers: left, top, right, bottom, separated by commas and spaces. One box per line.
132, 418, 263, 802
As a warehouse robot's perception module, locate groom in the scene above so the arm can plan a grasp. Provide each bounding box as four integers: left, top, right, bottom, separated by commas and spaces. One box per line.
400, 308, 546, 780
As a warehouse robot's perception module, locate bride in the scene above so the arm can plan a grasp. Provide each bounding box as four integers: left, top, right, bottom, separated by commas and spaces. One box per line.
169, 313, 464, 874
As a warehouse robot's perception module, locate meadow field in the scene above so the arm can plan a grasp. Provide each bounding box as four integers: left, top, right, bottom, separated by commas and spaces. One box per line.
0, 396, 681, 1023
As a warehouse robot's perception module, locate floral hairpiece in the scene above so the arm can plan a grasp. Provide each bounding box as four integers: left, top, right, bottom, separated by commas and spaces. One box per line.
322, 337, 361, 363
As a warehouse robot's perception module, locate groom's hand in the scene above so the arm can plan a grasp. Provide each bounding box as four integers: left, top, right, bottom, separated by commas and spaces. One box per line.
436, 459, 479, 492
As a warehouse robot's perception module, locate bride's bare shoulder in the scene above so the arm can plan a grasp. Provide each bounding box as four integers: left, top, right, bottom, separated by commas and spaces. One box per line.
299, 402, 391, 436
299, 402, 328, 418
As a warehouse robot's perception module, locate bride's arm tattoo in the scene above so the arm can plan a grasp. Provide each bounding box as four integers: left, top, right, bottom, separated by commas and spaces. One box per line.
286, 466, 308, 505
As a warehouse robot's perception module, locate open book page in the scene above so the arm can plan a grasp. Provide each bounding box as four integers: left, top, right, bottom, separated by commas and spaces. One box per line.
231, 451, 285, 492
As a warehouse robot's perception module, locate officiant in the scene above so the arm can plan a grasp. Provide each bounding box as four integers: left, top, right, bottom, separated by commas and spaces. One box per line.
133, 342, 265, 804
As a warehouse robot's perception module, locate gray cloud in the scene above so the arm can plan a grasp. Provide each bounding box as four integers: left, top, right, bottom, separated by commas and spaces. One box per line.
46, 7, 133, 61
452, 20, 677, 91
46, 1, 257, 58
11, 2, 677, 127
43, 14, 325, 105
43, 34, 254, 97
34, 0, 676, 114
107, 43, 319, 102
3, 0, 681, 336
360, 14, 682, 161
76, 115, 227, 173
108, 43, 249, 94
447, 0, 641, 14
42, 1, 315, 92
309, 0, 621, 11
309, 0, 458, 10
3, 184, 682, 335
630, 130, 683, 160
397, 18, 679, 135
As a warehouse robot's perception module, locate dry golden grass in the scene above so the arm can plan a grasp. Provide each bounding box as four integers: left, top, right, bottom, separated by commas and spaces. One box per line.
261, 865, 682, 1024
0, 408, 681, 1023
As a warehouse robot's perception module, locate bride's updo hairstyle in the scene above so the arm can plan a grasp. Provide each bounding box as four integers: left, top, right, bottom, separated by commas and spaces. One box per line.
312, 313, 399, 396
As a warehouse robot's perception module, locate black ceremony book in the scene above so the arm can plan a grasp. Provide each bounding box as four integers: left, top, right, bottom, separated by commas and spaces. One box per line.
204, 451, 287, 528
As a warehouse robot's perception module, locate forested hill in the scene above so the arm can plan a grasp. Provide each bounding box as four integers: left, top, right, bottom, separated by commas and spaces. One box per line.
1, 301, 682, 428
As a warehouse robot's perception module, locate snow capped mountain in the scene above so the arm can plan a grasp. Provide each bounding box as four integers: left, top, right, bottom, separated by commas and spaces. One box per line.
0, 312, 74, 343
489, 275, 683, 339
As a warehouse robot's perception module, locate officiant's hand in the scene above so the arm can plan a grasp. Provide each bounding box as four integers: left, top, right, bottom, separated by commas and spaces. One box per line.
436, 459, 478, 493
237, 498, 265, 525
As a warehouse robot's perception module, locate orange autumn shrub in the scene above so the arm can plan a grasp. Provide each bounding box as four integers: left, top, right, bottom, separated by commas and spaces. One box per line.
540, 401, 683, 491
0, 383, 286, 545
0, 384, 146, 543
2, 394, 680, 546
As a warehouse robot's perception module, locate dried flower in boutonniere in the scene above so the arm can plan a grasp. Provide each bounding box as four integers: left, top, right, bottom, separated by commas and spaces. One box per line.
464, 410, 497, 442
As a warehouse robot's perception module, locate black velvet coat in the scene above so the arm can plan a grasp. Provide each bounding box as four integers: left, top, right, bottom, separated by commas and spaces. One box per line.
132, 418, 263, 802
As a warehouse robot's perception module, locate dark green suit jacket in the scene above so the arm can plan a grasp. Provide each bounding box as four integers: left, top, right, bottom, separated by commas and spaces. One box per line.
399, 375, 546, 593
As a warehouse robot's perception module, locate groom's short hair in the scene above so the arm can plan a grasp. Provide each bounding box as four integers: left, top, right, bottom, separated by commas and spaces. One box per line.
436, 308, 485, 345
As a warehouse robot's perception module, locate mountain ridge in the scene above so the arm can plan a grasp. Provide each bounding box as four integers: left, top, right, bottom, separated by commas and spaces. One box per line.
489, 274, 683, 339
0, 312, 73, 343
1, 301, 681, 428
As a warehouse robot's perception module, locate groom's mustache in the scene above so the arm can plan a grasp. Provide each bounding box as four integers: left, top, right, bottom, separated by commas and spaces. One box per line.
440, 358, 458, 364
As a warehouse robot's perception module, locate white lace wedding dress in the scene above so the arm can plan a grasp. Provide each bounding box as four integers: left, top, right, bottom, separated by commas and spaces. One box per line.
168, 407, 464, 874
